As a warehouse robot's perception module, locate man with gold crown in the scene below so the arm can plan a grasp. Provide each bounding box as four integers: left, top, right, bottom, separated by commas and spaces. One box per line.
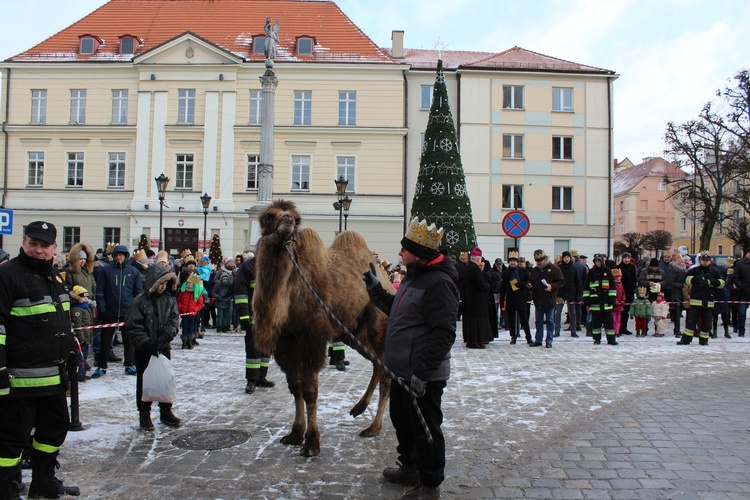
363, 217, 459, 500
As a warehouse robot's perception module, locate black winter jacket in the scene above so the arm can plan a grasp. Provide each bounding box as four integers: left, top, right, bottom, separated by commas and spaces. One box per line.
124, 265, 179, 354
0, 250, 74, 397
685, 264, 724, 308
368, 253, 459, 382
96, 260, 144, 317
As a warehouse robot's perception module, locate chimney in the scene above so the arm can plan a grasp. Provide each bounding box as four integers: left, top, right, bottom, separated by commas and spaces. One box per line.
391, 30, 404, 59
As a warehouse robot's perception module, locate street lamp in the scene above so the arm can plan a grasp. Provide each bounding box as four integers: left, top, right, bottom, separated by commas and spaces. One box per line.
154, 173, 170, 251
200, 193, 212, 252
342, 196, 352, 230
333, 175, 349, 234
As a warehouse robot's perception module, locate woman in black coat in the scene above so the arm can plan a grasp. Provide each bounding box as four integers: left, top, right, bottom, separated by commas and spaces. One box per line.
462, 249, 494, 348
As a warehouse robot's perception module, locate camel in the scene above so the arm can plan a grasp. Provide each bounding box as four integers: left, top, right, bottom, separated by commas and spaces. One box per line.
253, 199, 393, 457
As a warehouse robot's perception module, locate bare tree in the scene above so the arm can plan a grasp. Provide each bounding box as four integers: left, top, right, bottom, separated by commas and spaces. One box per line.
642, 230, 673, 257
723, 217, 750, 256
614, 232, 644, 258
664, 70, 749, 251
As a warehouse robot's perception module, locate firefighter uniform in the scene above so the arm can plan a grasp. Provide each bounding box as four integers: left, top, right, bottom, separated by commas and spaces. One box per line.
233, 257, 274, 394
583, 255, 618, 345
0, 221, 79, 498
678, 254, 725, 345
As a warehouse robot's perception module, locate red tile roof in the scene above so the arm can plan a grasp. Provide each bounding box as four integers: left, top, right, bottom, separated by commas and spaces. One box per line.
7, 0, 394, 64
613, 157, 686, 196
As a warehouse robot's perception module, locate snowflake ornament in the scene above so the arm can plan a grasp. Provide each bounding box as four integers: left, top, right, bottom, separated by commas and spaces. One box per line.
430, 182, 446, 196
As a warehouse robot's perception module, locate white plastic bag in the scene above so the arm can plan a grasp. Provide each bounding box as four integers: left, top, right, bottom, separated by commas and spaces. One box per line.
141, 354, 176, 403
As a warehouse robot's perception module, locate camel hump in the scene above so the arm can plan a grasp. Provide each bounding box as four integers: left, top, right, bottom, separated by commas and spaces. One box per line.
331, 231, 370, 253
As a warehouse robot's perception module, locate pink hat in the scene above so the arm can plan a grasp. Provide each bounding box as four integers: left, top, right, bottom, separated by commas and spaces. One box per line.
470, 247, 482, 257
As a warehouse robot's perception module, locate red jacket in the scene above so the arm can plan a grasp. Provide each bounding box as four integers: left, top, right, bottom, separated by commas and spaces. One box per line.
177, 290, 204, 315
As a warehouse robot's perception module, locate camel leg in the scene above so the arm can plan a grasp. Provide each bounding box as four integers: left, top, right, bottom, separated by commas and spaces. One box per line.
350, 365, 378, 418
359, 373, 391, 438
280, 373, 305, 446
300, 371, 320, 457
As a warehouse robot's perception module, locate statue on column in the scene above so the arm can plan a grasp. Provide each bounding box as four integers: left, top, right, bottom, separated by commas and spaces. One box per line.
264, 18, 279, 60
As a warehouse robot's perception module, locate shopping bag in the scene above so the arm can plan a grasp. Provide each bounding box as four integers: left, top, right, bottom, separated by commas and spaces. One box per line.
141, 354, 176, 403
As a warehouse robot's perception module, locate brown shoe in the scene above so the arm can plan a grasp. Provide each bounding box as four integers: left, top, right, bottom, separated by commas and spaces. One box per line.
383, 464, 419, 485
400, 484, 440, 500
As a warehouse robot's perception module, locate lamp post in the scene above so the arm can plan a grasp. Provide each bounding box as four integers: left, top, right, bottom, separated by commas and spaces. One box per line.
154, 173, 170, 251
333, 175, 349, 234
342, 196, 352, 230
200, 193, 212, 252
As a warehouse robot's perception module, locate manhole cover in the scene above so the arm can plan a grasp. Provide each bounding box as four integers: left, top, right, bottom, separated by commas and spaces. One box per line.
172, 429, 251, 450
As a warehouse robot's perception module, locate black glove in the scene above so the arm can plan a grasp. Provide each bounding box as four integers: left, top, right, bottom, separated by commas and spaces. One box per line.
410, 374, 426, 398
363, 263, 381, 291
142, 341, 158, 355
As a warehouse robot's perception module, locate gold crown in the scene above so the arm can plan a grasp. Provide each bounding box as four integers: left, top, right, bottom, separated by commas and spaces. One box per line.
570, 250, 579, 258
404, 218, 444, 251
180, 248, 193, 259
186, 273, 203, 286
725, 256, 735, 266
699, 250, 711, 259
508, 250, 519, 260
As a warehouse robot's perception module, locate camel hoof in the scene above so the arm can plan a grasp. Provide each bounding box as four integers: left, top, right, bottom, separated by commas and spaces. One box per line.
349, 403, 367, 418
301, 444, 320, 457
358, 425, 381, 438
280, 432, 304, 446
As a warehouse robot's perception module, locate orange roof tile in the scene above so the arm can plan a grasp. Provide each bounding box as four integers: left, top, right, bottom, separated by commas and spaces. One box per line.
613, 157, 686, 196
7, 0, 393, 64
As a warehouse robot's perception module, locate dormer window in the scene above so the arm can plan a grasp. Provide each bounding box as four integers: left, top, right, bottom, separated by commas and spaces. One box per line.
79, 35, 101, 55
252, 36, 266, 55
119, 36, 138, 55
297, 37, 314, 56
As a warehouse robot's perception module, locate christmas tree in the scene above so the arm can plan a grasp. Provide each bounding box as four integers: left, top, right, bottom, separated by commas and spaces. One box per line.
410, 59, 477, 256
137, 234, 150, 251
209, 234, 223, 267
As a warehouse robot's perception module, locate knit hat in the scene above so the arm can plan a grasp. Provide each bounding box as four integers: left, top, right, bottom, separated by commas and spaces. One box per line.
400, 218, 444, 261
223, 256, 234, 266
561, 250, 572, 259
621, 252, 631, 259
533, 249, 547, 261
649, 258, 659, 267
470, 247, 482, 258
77, 249, 87, 259
0, 249, 9, 263
72, 285, 89, 297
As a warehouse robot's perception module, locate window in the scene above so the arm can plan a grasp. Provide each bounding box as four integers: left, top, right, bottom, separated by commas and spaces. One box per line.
619, 201, 624, 211
297, 37, 313, 55
253, 36, 266, 55
177, 89, 196, 124
103, 227, 121, 249
338, 92, 356, 126
70, 90, 86, 124
657, 181, 665, 190
420, 85, 432, 110
62, 227, 80, 252
27, 152, 44, 187
502, 85, 524, 109
552, 186, 572, 211
112, 90, 128, 124
247, 154, 260, 190
291, 155, 310, 191
733, 209, 742, 222
175, 154, 194, 189
681, 217, 688, 232
108, 152, 126, 188
502, 134, 524, 158
249, 90, 263, 125
336, 156, 355, 193
80, 37, 95, 54
120, 37, 135, 55
717, 244, 724, 254
67, 152, 84, 187
31, 90, 47, 124
294, 91, 312, 125
552, 136, 573, 160
502, 184, 523, 209
619, 221, 624, 234
552, 87, 573, 112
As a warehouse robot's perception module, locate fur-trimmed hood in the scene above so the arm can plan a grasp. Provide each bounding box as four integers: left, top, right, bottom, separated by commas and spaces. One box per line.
144, 263, 178, 293
67, 242, 95, 274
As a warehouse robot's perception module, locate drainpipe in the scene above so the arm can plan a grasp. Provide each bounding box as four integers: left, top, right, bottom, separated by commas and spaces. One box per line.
402, 67, 408, 233
607, 76, 613, 255
1, 67, 10, 249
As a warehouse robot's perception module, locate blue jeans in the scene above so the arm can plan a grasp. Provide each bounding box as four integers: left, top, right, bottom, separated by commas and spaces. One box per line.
535, 306, 555, 344
738, 303, 748, 335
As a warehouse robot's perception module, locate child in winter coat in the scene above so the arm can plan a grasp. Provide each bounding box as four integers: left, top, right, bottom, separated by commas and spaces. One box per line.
177, 273, 205, 349
611, 268, 626, 336
212, 271, 234, 332
630, 286, 653, 337
70, 285, 95, 381
651, 292, 669, 337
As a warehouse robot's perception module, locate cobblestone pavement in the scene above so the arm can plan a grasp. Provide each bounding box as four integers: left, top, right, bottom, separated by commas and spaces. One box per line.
54, 320, 750, 499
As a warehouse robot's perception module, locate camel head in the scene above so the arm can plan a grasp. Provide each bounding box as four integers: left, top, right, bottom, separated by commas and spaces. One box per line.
259, 199, 302, 243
